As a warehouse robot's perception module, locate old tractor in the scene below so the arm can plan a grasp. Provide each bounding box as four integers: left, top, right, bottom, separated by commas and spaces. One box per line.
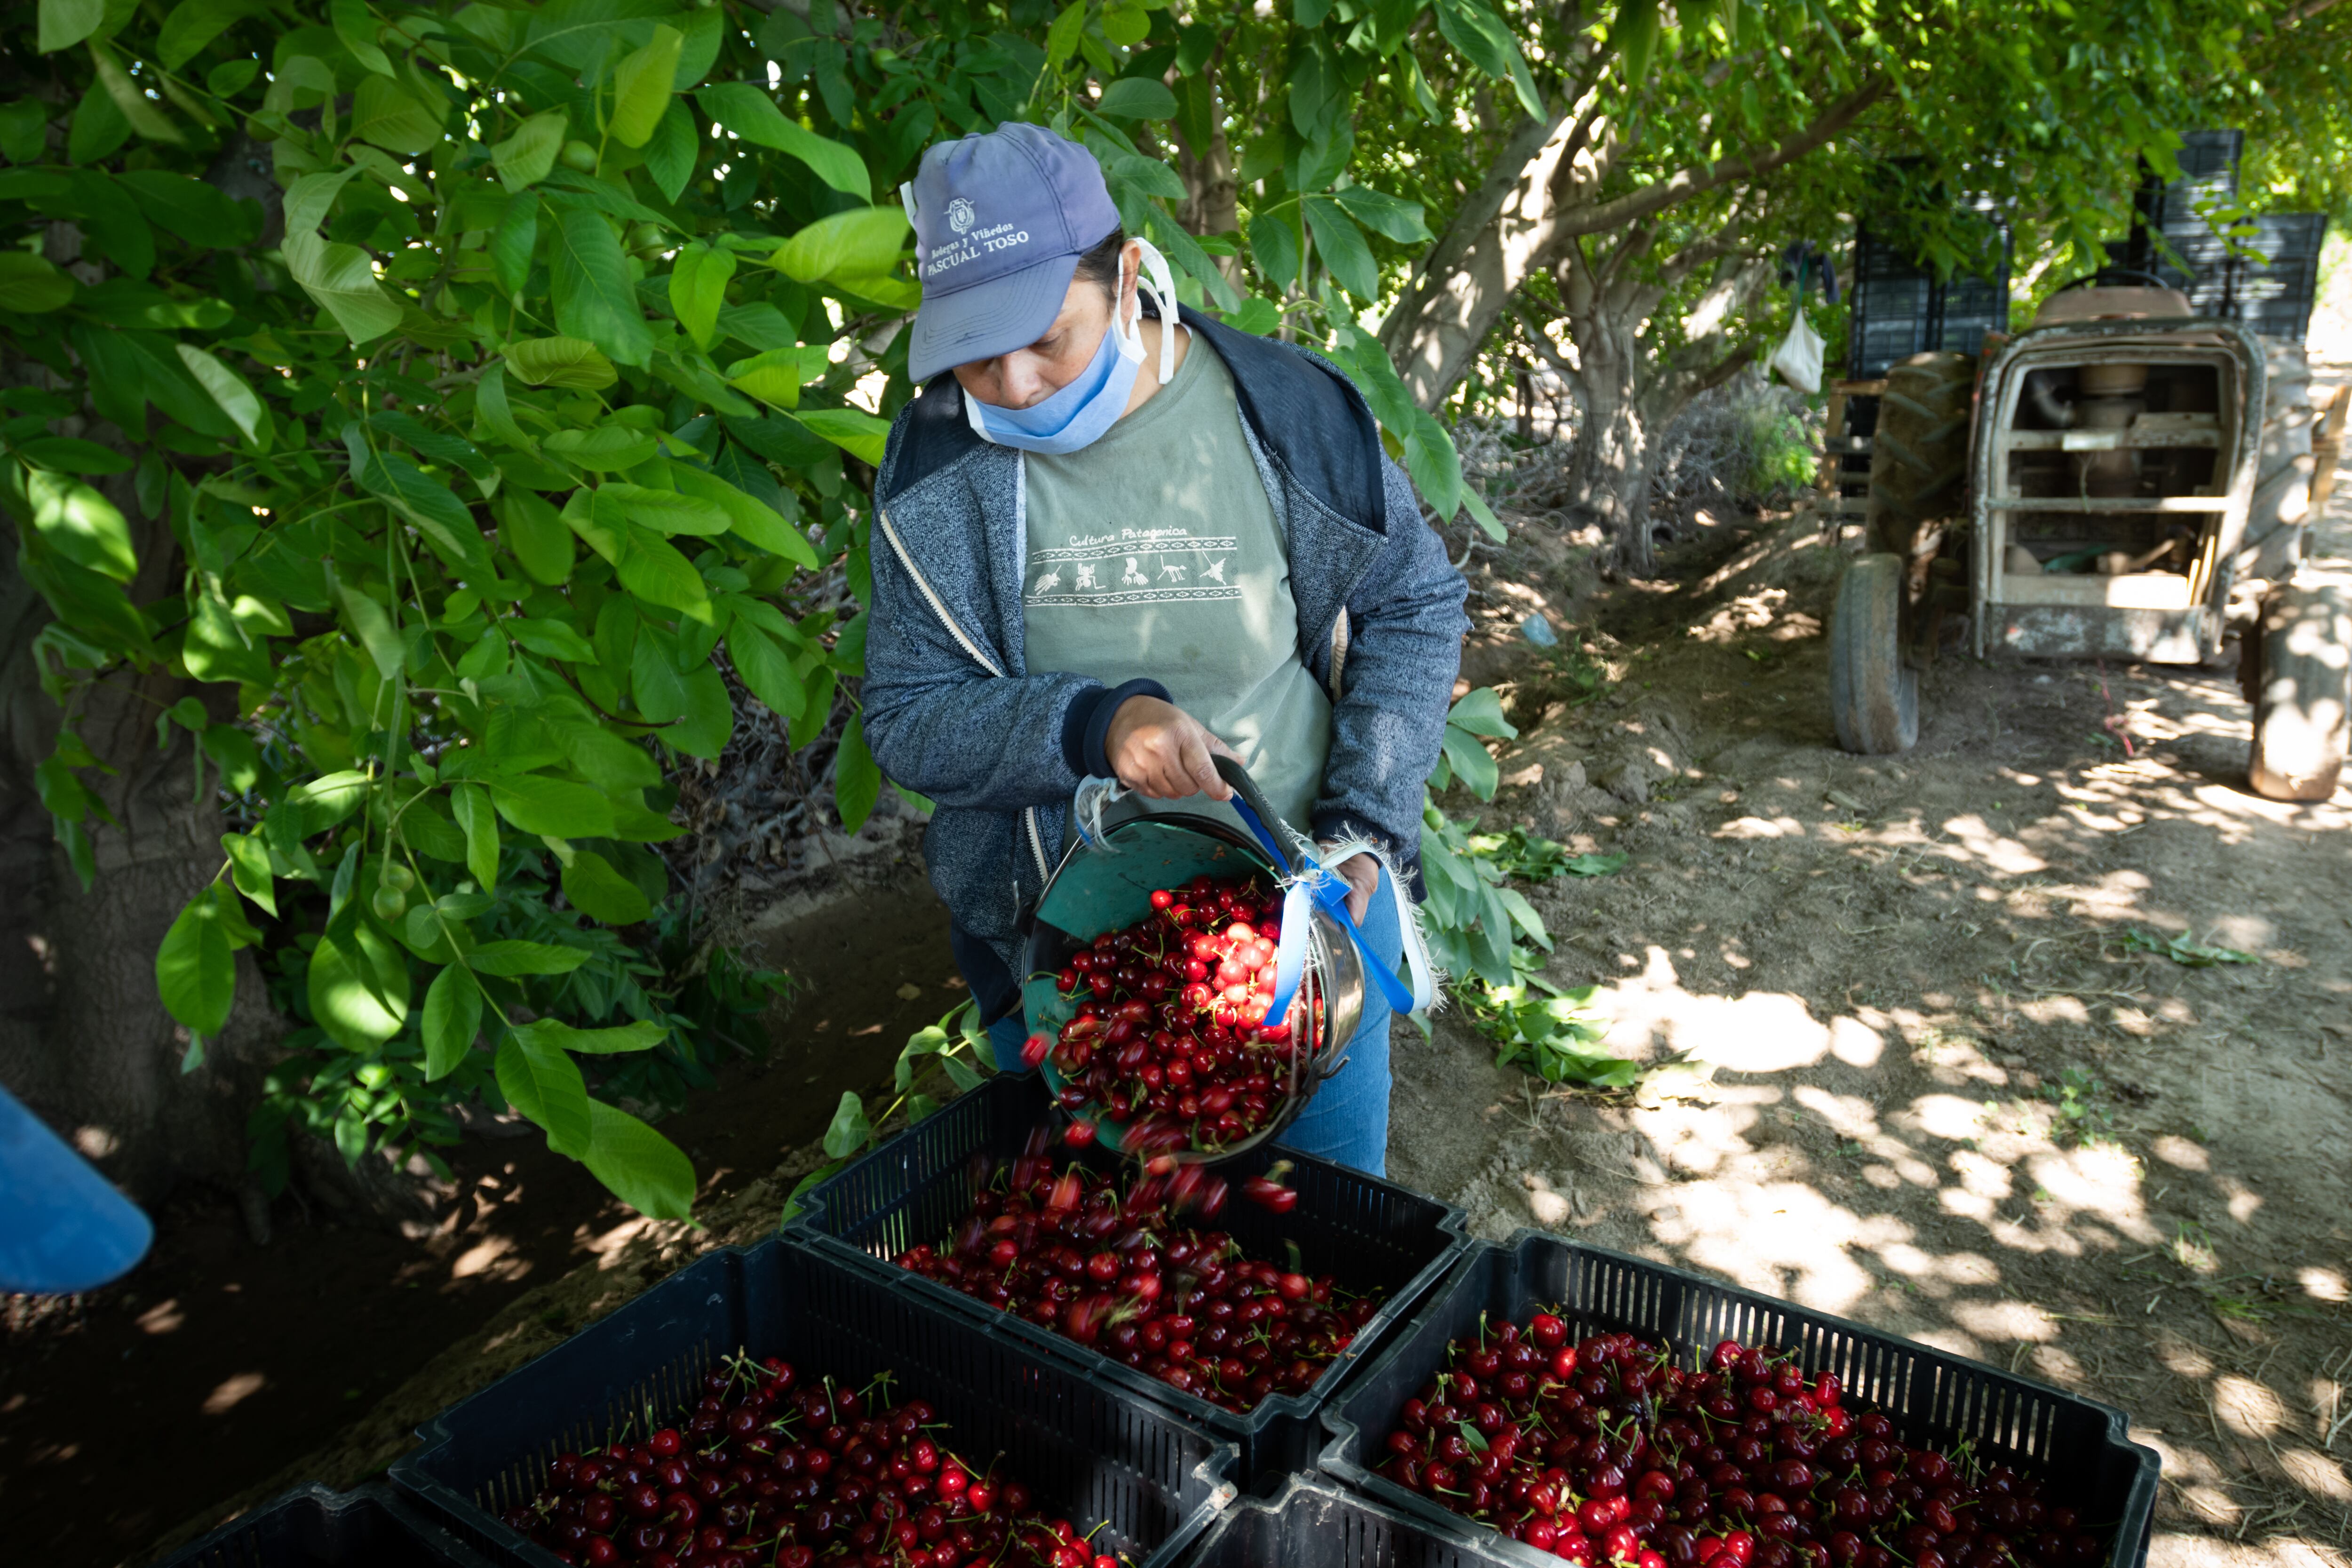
1828, 276, 2348, 800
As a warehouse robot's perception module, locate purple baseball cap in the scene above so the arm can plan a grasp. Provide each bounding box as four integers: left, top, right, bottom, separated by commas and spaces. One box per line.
903, 123, 1121, 383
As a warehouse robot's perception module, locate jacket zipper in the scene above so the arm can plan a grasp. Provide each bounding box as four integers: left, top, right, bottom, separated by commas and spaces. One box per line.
875, 506, 1051, 885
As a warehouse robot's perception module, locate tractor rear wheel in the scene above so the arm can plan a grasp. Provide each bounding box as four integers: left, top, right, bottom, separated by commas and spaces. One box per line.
2244, 583, 2349, 802
1865, 351, 1975, 569
1830, 554, 1920, 755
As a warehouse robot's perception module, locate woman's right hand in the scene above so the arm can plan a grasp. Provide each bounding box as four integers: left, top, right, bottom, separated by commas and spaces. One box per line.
1104, 695, 1236, 801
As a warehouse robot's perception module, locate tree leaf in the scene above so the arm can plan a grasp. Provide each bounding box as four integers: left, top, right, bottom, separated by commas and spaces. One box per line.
331, 0, 394, 74
156, 888, 235, 1037
581, 1098, 695, 1218
602, 483, 730, 536
1247, 212, 1302, 293
40, 0, 104, 52
667, 662, 732, 758
822, 1089, 872, 1158
353, 448, 496, 580
176, 344, 268, 448
469, 939, 594, 978
290, 770, 372, 835
791, 407, 889, 466
697, 82, 869, 197
643, 100, 697, 202
1303, 196, 1379, 302
1447, 687, 1519, 740
222, 832, 277, 917
1614, 0, 1661, 83
1434, 0, 1546, 116
493, 109, 568, 194
421, 962, 483, 1081
1333, 185, 1432, 243
550, 205, 651, 368
561, 848, 654, 924
496, 489, 576, 585
610, 24, 683, 148
285, 230, 402, 345
1439, 726, 1500, 802
667, 241, 735, 350
158, 0, 262, 69
452, 782, 499, 891
0, 253, 75, 313
497, 1032, 592, 1157
505, 335, 617, 390
490, 188, 540, 294
618, 524, 712, 622
545, 424, 659, 471
726, 623, 807, 721
516, 1016, 667, 1055
27, 471, 137, 583
834, 714, 882, 835
309, 921, 410, 1050
1094, 77, 1177, 120
630, 632, 689, 722
350, 75, 444, 154
767, 206, 909, 285
334, 576, 406, 679
487, 774, 616, 839
672, 464, 814, 565
89, 43, 180, 142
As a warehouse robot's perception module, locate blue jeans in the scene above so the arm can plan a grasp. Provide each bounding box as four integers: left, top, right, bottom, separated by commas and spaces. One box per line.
983, 866, 1402, 1177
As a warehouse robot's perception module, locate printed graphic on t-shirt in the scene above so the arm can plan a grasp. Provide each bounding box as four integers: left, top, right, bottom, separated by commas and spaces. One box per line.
1026, 525, 1242, 609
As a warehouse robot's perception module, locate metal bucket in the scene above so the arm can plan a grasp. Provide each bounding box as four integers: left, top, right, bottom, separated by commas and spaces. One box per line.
1018, 764, 1365, 1164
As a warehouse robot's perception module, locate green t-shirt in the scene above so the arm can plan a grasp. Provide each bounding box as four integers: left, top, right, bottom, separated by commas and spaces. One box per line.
1021, 338, 1333, 838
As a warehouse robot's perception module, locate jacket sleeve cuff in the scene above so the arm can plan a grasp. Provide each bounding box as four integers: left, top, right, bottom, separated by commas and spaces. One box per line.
1060, 678, 1170, 777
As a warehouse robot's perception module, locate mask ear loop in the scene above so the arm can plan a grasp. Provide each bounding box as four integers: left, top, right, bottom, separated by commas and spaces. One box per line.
1118, 238, 1185, 384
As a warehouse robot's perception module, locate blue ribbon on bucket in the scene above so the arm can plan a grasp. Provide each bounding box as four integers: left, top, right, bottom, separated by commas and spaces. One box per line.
1225, 792, 1419, 1029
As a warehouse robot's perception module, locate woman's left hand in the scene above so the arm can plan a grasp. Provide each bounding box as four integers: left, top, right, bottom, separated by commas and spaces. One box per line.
1331, 852, 1378, 924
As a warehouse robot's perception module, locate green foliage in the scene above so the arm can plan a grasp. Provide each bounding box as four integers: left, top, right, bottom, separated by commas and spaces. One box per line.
2041, 1067, 2115, 1148
2118, 928, 2258, 968
779, 995, 995, 1223
1415, 687, 1638, 1090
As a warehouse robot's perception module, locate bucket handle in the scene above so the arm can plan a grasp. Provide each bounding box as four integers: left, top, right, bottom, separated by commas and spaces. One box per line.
1211, 756, 1422, 1024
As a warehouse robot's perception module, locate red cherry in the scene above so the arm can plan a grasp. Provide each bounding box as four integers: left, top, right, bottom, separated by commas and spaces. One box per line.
1062, 1118, 1097, 1147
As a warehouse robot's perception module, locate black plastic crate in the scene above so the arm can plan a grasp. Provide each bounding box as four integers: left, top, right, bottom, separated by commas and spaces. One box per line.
389, 1236, 1236, 1568
788, 1073, 1471, 1494
1319, 1233, 2160, 1568
1847, 210, 2011, 379
1183, 1474, 1524, 1567
160, 1483, 511, 1568
2231, 213, 2328, 343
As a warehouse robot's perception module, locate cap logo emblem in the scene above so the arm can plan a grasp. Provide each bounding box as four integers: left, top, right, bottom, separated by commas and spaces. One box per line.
946, 197, 976, 235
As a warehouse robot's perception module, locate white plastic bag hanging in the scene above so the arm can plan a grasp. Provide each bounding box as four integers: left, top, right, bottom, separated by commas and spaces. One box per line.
1770, 309, 1825, 394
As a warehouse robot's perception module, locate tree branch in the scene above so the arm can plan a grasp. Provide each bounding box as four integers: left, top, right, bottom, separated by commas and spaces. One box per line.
1549, 78, 1889, 242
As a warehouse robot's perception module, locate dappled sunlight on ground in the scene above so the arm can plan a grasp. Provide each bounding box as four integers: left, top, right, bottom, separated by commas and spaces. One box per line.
1396, 353, 2352, 1568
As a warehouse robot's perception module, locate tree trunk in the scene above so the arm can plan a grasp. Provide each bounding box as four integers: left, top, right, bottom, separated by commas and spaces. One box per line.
1546, 246, 1777, 573
1559, 310, 1660, 573
1171, 110, 1239, 282
0, 241, 281, 1209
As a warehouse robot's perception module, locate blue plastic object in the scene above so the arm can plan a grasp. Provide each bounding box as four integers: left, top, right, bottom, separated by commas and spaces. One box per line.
0, 1082, 152, 1294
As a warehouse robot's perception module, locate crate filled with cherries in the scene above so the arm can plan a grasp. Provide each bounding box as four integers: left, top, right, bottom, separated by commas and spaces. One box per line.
1371, 1318, 2110, 1568
1036, 873, 1324, 1157
892, 1135, 1377, 1413
502, 1353, 1130, 1568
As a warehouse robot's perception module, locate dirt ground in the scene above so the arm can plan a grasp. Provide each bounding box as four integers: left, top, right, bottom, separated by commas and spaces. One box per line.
1389, 360, 2352, 1568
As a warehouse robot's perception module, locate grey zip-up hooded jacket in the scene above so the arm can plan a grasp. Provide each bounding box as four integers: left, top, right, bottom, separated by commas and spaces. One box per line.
864, 307, 1470, 1020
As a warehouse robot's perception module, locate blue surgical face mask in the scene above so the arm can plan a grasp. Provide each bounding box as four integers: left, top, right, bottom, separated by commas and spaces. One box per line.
963, 239, 1183, 456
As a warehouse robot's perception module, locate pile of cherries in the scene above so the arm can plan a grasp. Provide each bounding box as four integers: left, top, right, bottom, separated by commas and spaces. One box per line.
893, 1138, 1374, 1413
506, 1354, 1123, 1568
1039, 873, 1323, 1155
1375, 1324, 2106, 1568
